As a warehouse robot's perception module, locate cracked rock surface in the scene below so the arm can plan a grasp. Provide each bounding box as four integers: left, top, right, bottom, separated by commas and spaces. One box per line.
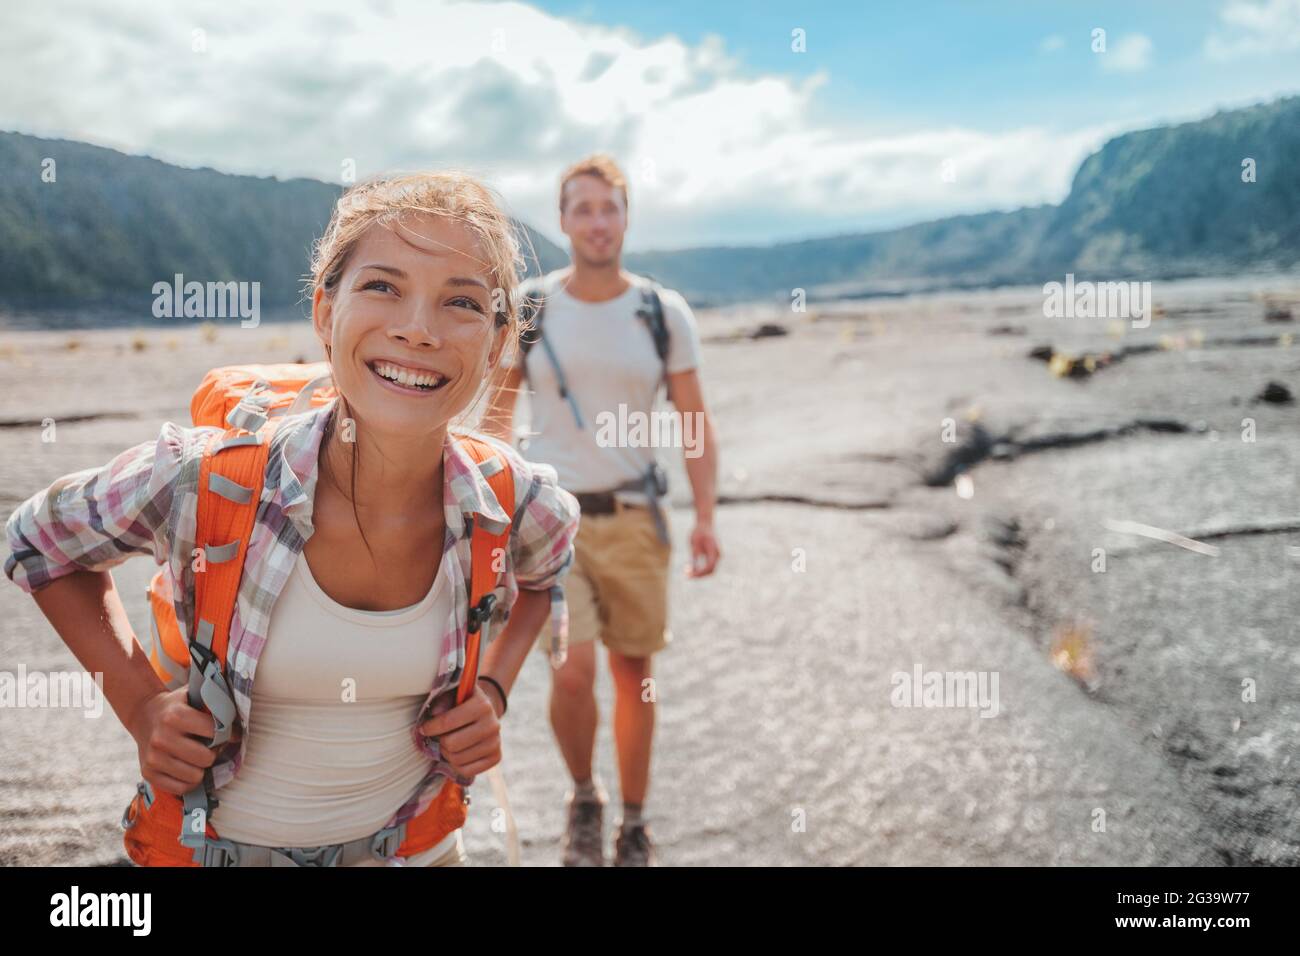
0, 276, 1295, 865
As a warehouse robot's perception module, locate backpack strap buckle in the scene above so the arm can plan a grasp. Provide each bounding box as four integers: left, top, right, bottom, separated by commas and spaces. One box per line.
371, 823, 407, 861
279, 843, 343, 867
467, 593, 498, 634
198, 837, 240, 868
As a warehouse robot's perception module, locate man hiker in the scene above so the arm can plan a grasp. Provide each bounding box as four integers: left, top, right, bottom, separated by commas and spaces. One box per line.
485, 154, 720, 866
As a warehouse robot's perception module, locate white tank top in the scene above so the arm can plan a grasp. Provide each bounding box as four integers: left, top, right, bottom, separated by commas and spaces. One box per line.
208, 548, 460, 866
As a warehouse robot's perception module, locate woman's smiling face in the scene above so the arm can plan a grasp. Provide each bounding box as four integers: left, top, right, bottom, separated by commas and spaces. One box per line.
313, 212, 506, 438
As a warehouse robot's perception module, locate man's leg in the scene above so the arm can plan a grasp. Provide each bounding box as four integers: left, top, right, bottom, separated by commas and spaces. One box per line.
599, 504, 671, 866
607, 649, 654, 808
549, 637, 598, 783
541, 534, 608, 865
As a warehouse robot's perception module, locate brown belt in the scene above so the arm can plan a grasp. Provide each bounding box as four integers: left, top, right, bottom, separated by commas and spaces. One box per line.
573, 491, 646, 515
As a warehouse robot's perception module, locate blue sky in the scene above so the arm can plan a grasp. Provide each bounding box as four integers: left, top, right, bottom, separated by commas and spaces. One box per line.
533, 0, 1298, 131
2, 0, 1297, 250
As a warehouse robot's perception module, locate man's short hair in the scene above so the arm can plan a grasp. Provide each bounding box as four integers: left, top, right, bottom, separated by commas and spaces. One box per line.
559, 153, 629, 213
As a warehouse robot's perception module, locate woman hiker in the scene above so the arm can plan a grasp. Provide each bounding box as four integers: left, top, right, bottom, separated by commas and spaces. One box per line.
4, 171, 580, 866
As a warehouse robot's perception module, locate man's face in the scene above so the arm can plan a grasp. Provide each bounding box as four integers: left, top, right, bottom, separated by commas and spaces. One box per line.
559, 174, 627, 268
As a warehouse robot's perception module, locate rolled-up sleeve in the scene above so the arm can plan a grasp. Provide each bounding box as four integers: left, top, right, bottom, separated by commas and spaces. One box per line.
512, 461, 580, 592
4, 422, 189, 594
503, 456, 579, 662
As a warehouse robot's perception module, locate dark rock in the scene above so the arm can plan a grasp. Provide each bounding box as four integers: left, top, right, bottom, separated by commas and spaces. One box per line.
749, 323, 788, 339
1028, 345, 1054, 362
1264, 306, 1293, 322
922, 423, 994, 486
988, 324, 1027, 336
1253, 381, 1294, 404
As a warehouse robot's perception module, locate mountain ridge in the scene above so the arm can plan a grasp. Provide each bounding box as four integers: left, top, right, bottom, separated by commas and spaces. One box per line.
2, 95, 1297, 314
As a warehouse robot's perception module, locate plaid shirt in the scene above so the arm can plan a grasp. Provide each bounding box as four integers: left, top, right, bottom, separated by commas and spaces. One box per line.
4, 398, 579, 836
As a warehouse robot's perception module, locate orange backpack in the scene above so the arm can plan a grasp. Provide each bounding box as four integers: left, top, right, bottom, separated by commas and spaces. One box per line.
121, 363, 515, 866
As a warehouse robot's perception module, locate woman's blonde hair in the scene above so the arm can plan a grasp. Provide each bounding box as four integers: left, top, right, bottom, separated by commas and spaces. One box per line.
309, 170, 525, 355
306, 171, 528, 555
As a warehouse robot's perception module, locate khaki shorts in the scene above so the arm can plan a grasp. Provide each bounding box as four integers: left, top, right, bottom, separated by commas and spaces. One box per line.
542, 501, 671, 659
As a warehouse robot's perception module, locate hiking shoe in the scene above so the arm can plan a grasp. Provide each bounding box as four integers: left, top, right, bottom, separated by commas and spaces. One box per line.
561, 791, 605, 867
613, 821, 657, 867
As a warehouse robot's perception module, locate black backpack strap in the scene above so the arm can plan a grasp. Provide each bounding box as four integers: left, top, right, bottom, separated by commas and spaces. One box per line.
636, 278, 672, 400
636, 280, 671, 364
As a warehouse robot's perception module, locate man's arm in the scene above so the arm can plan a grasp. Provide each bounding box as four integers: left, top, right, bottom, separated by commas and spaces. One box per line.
667, 367, 720, 577
482, 362, 524, 443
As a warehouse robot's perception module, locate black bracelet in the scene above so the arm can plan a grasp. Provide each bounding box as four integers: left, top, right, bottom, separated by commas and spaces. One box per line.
478, 676, 508, 717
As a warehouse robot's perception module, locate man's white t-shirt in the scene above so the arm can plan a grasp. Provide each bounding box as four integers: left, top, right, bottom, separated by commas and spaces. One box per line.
506, 270, 702, 503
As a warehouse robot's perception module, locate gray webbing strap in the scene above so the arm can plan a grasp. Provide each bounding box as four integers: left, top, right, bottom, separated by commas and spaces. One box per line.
196, 821, 410, 867
225, 380, 273, 433
208, 473, 254, 504
179, 617, 236, 861
282, 370, 334, 419
614, 466, 670, 545
204, 539, 241, 564
214, 432, 262, 452
538, 334, 585, 430
226, 403, 268, 434
188, 619, 235, 746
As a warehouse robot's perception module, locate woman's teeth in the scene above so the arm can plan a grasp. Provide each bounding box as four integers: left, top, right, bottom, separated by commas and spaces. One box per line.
370, 360, 447, 391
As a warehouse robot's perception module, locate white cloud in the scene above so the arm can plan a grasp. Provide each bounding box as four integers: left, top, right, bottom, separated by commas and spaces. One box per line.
1205, 0, 1300, 59
0, 0, 1117, 248
1100, 33, 1153, 72
1039, 34, 1066, 53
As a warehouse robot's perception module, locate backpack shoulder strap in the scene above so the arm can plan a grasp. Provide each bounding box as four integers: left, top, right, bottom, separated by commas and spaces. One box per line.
189, 417, 280, 728
452, 435, 517, 705
517, 273, 585, 428
637, 280, 671, 365
179, 415, 280, 863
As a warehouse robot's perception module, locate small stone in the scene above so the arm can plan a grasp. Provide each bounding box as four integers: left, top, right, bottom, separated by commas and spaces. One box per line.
1253, 381, 1294, 404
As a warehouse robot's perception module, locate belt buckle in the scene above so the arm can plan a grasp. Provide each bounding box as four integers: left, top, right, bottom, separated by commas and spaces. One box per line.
613, 495, 642, 514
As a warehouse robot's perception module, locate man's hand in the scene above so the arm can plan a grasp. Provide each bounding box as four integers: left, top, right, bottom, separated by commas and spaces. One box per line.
686, 520, 720, 578
668, 367, 720, 578
418, 685, 503, 779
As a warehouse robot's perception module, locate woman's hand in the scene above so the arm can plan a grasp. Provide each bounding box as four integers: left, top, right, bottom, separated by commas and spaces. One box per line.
418, 683, 503, 779
128, 687, 241, 796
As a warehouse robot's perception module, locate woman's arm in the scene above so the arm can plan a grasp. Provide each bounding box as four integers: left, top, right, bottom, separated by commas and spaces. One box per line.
6, 422, 229, 794
418, 587, 550, 777
30, 569, 224, 794
478, 587, 551, 713
418, 457, 580, 777
32, 568, 166, 736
